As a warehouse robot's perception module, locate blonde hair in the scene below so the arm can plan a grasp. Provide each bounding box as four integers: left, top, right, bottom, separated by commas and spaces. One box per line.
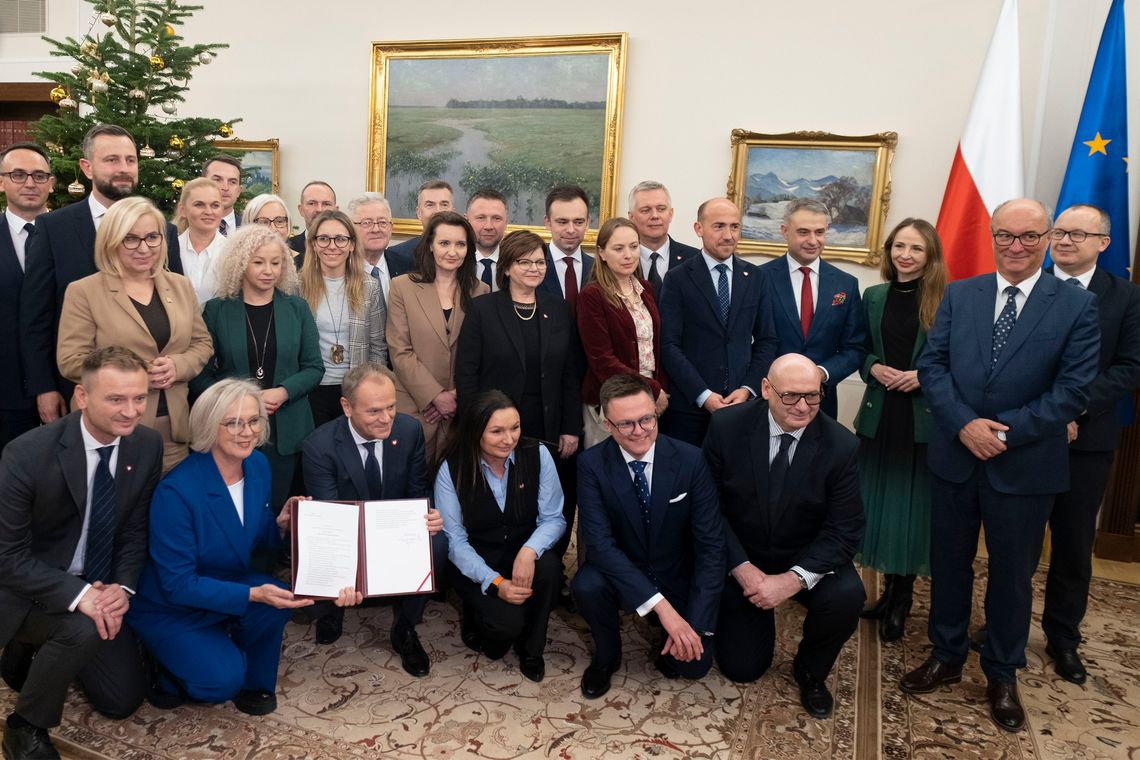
213, 224, 299, 299
586, 217, 641, 310
93, 196, 168, 277
172, 177, 222, 234
189, 377, 270, 453
299, 210, 366, 314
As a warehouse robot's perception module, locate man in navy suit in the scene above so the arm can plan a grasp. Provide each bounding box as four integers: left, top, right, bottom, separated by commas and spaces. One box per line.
573, 374, 725, 699
347, 192, 413, 307
302, 363, 445, 677
466, 188, 509, 291
626, 180, 699, 303
760, 198, 866, 420
386, 179, 453, 262
287, 180, 338, 258
539, 184, 594, 311
0, 142, 53, 452
901, 199, 1100, 733
658, 197, 778, 446
202, 155, 243, 233
20, 123, 183, 426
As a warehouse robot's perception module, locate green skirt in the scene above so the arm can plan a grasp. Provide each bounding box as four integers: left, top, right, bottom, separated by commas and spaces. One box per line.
856, 429, 931, 577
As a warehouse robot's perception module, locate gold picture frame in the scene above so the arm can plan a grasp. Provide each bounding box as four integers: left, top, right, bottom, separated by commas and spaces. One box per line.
367, 33, 628, 246
217, 138, 280, 197
726, 130, 897, 266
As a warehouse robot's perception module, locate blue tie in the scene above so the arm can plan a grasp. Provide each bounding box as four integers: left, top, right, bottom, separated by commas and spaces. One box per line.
85, 446, 116, 583
1066, 277, 1083, 288
715, 263, 730, 325
480, 258, 494, 287
628, 460, 651, 531
363, 441, 384, 498
991, 285, 1019, 368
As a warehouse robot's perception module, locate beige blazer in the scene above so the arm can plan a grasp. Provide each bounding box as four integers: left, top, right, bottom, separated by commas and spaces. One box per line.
386, 274, 488, 459
57, 269, 213, 444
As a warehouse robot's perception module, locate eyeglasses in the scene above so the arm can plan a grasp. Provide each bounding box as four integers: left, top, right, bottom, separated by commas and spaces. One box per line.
605, 413, 658, 434
1049, 228, 1108, 244
354, 219, 392, 230
0, 170, 53, 184
314, 234, 352, 248
254, 216, 289, 229
992, 230, 1049, 248
513, 258, 548, 270
221, 416, 264, 434
767, 384, 824, 406
121, 232, 163, 250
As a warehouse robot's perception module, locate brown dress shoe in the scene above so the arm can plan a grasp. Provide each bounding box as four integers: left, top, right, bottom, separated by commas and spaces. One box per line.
986, 680, 1025, 732
899, 656, 963, 694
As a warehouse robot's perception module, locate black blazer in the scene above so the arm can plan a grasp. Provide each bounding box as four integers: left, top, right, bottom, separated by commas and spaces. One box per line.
0, 412, 163, 642
1047, 266, 1140, 451
0, 216, 32, 408
664, 235, 701, 270
539, 243, 594, 298
19, 199, 183, 396
302, 413, 429, 501
387, 235, 421, 266
454, 288, 580, 442
703, 398, 864, 576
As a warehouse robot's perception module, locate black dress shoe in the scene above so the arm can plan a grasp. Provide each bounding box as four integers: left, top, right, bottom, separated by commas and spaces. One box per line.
233, 689, 277, 716
1046, 643, 1088, 685
460, 615, 482, 654
2, 720, 60, 760
391, 624, 430, 677
653, 654, 680, 679
899, 656, 963, 694
580, 658, 621, 699
314, 608, 344, 646
794, 669, 834, 719
518, 655, 545, 683
986, 680, 1025, 732
969, 626, 988, 653
0, 643, 34, 693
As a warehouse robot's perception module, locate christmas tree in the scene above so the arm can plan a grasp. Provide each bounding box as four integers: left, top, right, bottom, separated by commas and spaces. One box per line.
31, 0, 239, 213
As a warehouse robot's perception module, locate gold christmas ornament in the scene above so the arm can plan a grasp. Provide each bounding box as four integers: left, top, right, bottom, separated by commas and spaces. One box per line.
199, 52, 213, 65
45, 142, 63, 155
149, 55, 165, 71
99, 12, 116, 26
128, 88, 146, 100
87, 71, 110, 93
168, 135, 185, 150
67, 180, 85, 197
139, 144, 156, 159
161, 101, 177, 115
171, 178, 185, 191
80, 40, 99, 58
49, 86, 67, 103
59, 97, 78, 111
164, 24, 176, 37
217, 124, 234, 138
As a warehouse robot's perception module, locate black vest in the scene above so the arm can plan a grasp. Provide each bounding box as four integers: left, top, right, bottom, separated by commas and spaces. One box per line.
449, 439, 541, 573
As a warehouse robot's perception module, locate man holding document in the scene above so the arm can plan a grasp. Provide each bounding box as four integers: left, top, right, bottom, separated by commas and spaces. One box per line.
301, 363, 444, 678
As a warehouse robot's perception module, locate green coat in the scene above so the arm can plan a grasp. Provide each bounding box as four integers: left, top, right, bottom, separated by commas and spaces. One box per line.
192, 291, 323, 455
853, 282, 932, 442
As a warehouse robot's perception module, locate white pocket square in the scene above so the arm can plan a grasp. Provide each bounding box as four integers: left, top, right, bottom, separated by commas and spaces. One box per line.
668, 492, 688, 503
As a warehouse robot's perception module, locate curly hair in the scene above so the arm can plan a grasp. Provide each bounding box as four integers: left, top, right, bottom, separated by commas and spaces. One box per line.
212, 224, 299, 299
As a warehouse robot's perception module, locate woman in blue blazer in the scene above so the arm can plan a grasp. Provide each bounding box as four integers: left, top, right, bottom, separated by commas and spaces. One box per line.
129, 379, 358, 714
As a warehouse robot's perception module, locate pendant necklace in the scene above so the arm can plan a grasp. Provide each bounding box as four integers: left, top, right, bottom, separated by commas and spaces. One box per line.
325, 282, 347, 364
245, 305, 275, 381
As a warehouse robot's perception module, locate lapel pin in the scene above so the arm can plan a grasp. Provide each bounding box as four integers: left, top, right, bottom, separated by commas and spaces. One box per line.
390, 439, 398, 446
743, 271, 749, 277
543, 313, 549, 319
126, 465, 133, 472
166, 297, 173, 303
518, 483, 525, 489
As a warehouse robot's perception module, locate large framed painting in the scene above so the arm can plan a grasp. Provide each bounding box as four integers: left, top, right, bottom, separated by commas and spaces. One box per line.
726, 130, 897, 265
217, 138, 280, 196
367, 33, 628, 245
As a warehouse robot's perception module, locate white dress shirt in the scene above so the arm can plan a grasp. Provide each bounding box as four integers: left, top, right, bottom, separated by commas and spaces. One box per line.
787, 255, 820, 321
1053, 265, 1095, 289
220, 210, 237, 234
66, 419, 123, 610
366, 252, 393, 304
177, 229, 226, 306
551, 247, 585, 297
87, 194, 110, 231
348, 419, 386, 481
476, 247, 500, 292
639, 238, 672, 281
4, 208, 33, 271
993, 267, 1043, 322
227, 479, 246, 525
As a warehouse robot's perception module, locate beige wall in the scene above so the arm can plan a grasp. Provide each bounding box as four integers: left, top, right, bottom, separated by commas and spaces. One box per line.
4, 0, 1138, 424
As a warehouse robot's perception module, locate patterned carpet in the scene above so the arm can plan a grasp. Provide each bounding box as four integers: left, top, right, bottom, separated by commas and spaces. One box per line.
2, 562, 1137, 759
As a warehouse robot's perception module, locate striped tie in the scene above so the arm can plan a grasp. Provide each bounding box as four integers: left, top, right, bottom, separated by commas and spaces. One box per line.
84, 446, 116, 583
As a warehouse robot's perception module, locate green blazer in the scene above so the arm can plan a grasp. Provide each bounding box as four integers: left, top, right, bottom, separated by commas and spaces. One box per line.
192, 291, 323, 455
853, 282, 932, 442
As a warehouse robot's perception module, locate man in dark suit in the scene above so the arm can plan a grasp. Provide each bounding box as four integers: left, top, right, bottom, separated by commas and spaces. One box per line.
0, 346, 162, 760
901, 199, 1100, 732
760, 198, 866, 420
658, 197, 778, 446
386, 179, 453, 262
287, 180, 337, 259
19, 123, 182, 425
466, 188, 509, 291
347, 192, 413, 307
202, 154, 243, 233
302, 363, 445, 677
573, 374, 725, 699
0, 142, 53, 452
704, 353, 864, 719
539, 184, 594, 311
626, 180, 699, 302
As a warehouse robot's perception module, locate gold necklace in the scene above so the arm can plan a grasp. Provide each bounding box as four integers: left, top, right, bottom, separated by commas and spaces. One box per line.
513, 300, 536, 321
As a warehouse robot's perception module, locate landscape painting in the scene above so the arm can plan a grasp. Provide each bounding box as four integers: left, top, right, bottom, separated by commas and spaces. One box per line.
218, 139, 279, 197
726, 130, 897, 265
368, 34, 628, 241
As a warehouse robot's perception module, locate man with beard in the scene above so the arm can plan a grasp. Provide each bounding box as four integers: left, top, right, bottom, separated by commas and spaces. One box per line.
19, 124, 183, 421
466, 188, 509, 291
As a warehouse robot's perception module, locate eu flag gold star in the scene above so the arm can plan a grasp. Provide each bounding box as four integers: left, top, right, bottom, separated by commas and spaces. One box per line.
1083, 132, 1111, 156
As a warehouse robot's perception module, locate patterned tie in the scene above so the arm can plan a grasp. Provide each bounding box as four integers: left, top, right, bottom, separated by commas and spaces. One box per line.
715, 263, 730, 325
648, 252, 663, 301
480, 258, 494, 287
363, 441, 384, 498
563, 256, 579, 317
1066, 277, 1084, 288
218, 219, 228, 236
369, 264, 385, 302
628, 460, 651, 532
768, 433, 795, 505
84, 446, 117, 583
799, 266, 814, 339
991, 285, 1020, 368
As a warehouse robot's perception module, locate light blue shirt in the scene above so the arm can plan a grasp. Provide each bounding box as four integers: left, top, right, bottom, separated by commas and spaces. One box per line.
434, 444, 566, 593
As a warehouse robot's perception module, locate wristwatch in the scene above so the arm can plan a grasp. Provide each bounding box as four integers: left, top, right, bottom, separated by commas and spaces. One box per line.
791, 569, 809, 591
487, 575, 504, 596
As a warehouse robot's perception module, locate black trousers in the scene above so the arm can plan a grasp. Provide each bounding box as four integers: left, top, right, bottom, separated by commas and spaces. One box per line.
308, 384, 344, 429
0, 406, 38, 458
551, 450, 577, 569
1043, 449, 1115, 650
715, 562, 864, 684
660, 406, 711, 448
929, 471, 1052, 683
571, 562, 714, 678
7, 606, 146, 728
449, 551, 561, 658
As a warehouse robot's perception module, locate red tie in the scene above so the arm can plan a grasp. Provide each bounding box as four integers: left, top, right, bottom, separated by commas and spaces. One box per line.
799, 266, 813, 339
563, 256, 578, 316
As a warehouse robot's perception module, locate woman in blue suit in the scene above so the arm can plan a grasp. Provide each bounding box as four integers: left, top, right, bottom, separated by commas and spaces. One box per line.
129, 379, 359, 714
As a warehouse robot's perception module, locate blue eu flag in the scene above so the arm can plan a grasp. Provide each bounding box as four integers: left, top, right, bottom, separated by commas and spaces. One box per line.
1051, 0, 1129, 278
